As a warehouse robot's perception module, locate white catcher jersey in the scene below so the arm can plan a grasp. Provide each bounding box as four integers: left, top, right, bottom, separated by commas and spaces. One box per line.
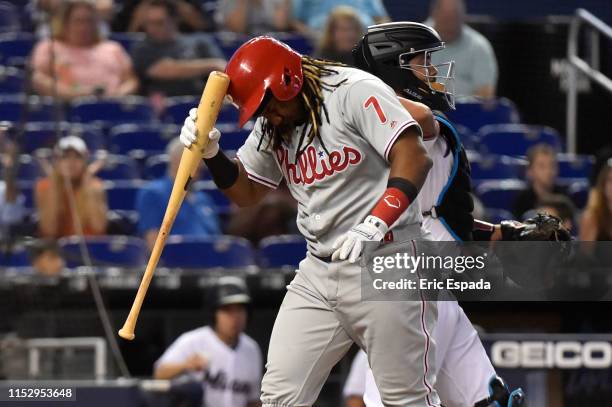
155, 326, 262, 407
237, 66, 424, 257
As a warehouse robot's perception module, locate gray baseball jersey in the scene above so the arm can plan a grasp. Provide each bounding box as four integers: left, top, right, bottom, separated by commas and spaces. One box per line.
237, 66, 423, 257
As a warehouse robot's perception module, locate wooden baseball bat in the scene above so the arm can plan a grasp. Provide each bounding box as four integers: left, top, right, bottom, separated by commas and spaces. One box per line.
118, 71, 230, 340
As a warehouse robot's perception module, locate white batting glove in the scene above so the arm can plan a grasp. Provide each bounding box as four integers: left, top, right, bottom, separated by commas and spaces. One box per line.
179, 108, 221, 159
331, 215, 389, 263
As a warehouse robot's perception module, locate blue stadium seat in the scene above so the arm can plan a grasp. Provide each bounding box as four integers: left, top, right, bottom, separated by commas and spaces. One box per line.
452, 123, 478, 150
104, 180, 145, 210
567, 181, 589, 209
95, 154, 140, 180
557, 154, 594, 180
0, 245, 29, 267
0, 2, 20, 34
11, 122, 105, 153
165, 97, 239, 125
0, 94, 59, 122
219, 129, 249, 150
58, 236, 148, 268
475, 179, 527, 211
109, 123, 178, 155
16, 180, 34, 209
161, 235, 256, 269
484, 208, 514, 224
477, 124, 562, 156
0, 32, 35, 67
469, 155, 526, 181
193, 180, 231, 214
445, 97, 520, 133
13, 155, 42, 181
267, 33, 313, 55
0, 65, 24, 94
69, 97, 155, 125
143, 154, 210, 180
109, 32, 145, 52
259, 235, 307, 268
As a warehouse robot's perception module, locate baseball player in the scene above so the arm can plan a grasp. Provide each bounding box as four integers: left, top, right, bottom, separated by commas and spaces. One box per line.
180, 36, 442, 407
351, 22, 525, 407
154, 276, 263, 407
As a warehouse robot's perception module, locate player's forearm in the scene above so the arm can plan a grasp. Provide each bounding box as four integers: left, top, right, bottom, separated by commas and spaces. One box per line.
153, 363, 188, 380
388, 130, 433, 191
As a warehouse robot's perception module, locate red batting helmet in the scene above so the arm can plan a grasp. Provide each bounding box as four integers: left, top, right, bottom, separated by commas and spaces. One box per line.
225, 36, 303, 128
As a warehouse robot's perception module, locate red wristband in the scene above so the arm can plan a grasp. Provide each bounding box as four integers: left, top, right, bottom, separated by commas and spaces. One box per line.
371, 187, 411, 227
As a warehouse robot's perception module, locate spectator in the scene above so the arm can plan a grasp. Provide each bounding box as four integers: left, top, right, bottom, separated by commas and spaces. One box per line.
30, 240, 65, 277
112, 0, 214, 33
136, 139, 220, 250
31, 0, 138, 101
35, 136, 108, 239
343, 350, 367, 407
32, 0, 115, 37
427, 0, 498, 98
154, 277, 262, 407
580, 159, 612, 241
131, 0, 226, 98
531, 194, 576, 233
0, 139, 26, 237
512, 143, 566, 219
314, 6, 364, 65
215, 0, 291, 35
292, 0, 389, 38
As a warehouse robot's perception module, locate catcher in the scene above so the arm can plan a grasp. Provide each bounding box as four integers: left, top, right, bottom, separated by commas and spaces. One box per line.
352, 22, 569, 407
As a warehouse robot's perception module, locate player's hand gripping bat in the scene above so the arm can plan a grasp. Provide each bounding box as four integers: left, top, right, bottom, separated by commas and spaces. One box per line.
118, 71, 230, 340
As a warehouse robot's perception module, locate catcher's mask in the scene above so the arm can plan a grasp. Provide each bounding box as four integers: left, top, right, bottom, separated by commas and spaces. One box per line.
353, 22, 456, 111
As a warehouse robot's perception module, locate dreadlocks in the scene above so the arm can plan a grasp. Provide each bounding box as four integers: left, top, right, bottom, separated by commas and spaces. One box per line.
257, 56, 347, 162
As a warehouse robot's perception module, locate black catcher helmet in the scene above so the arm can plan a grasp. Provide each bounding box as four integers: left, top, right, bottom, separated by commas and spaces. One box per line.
212, 276, 251, 308
353, 22, 455, 111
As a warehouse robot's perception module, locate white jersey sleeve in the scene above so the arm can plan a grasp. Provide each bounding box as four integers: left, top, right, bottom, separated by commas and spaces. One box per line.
248, 341, 263, 402
236, 118, 283, 189
342, 79, 422, 162
343, 349, 368, 398
154, 332, 198, 368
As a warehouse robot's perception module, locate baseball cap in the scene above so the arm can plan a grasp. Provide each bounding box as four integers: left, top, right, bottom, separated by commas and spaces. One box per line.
215, 276, 251, 307
56, 136, 88, 156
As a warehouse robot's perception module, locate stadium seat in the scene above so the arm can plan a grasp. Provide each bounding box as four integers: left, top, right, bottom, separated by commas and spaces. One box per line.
11, 122, 105, 153
16, 180, 34, 209
259, 235, 307, 268
0, 245, 29, 267
12, 155, 42, 181
161, 235, 256, 269
95, 154, 140, 180
58, 236, 148, 268
219, 129, 249, 150
484, 208, 514, 224
0, 65, 24, 94
445, 97, 520, 133
0, 32, 35, 67
104, 180, 145, 210
212, 32, 250, 60
0, 94, 59, 122
109, 32, 145, 52
165, 96, 239, 125
69, 97, 155, 126
0, 3, 21, 34
452, 123, 478, 150
477, 124, 562, 156
475, 179, 527, 211
567, 181, 589, 209
109, 123, 178, 155
469, 155, 527, 181
143, 154, 210, 180
557, 154, 594, 180
193, 180, 231, 214
267, 33, 313, 55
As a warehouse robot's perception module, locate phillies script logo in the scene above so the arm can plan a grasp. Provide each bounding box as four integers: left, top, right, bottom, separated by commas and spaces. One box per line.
275, 145, 362, 185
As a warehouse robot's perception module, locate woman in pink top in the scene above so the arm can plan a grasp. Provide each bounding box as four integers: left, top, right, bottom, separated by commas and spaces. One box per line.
32, 0, 139, 101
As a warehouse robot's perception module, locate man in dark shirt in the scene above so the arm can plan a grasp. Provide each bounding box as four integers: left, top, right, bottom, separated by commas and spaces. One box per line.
512, 143, 567, 219
131, 0, 226, 97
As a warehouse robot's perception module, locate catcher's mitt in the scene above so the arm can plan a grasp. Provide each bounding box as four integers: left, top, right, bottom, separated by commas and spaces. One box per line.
500, 213, 571, 241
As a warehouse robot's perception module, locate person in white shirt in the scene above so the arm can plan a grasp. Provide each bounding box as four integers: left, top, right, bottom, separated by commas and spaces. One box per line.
154, 276, 263, 407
